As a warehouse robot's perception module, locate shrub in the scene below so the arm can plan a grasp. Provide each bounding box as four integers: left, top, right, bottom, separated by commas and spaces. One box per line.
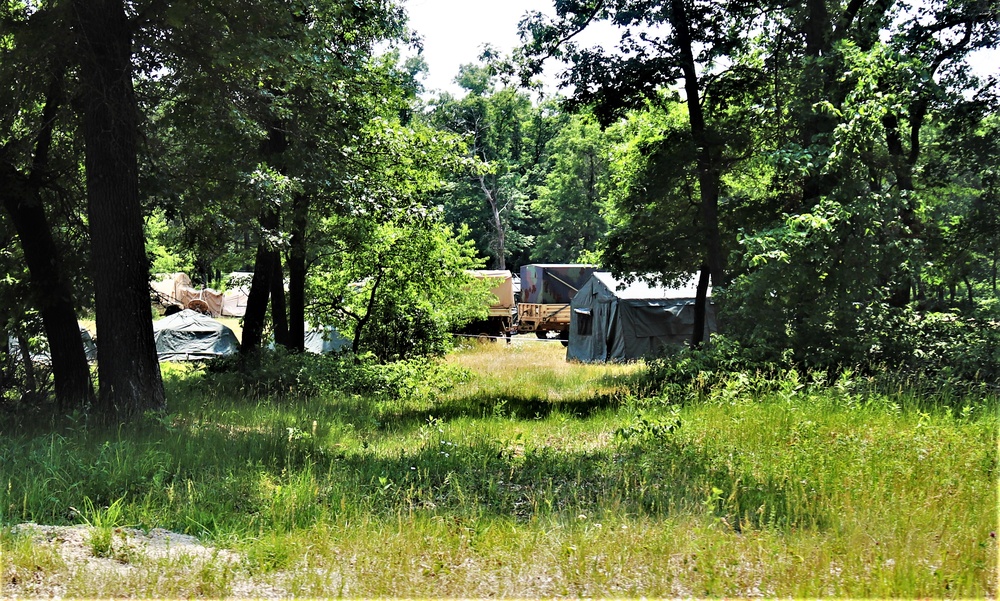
201, 347, 466, 402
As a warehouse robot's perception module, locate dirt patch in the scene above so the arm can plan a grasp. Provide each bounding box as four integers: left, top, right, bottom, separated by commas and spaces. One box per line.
3, 523, 288, 598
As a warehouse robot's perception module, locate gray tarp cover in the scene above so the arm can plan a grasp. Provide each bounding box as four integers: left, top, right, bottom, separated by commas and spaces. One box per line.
304, 327, 350, 354
6, 327, 97, 364
567, 272, 717, 363
153, 310, 239, 361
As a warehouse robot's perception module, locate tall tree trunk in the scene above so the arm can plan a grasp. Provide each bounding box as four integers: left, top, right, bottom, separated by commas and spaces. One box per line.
478, 175, 506, 270
242, 115, 289, 356
1, 188, 95, 409
670, 0, 727, 291
73, 0, 164, 420
0, 69, 94, 410
286, 194, 309, 352
241, 249, 272, 355
270, 251, 289, 348
691, 265, 711, 347
241, 208, 279, 355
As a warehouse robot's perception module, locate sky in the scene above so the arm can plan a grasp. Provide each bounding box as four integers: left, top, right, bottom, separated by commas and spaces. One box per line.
402, 0, 999, 98
402, 0, 564, 96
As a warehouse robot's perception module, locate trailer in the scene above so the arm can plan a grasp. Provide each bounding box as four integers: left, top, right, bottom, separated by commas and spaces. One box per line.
460, 270, 516, 340
517, 264, 597, 342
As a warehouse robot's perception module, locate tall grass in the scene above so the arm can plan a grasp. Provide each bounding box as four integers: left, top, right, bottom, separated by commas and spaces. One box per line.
1, 341, 996, 597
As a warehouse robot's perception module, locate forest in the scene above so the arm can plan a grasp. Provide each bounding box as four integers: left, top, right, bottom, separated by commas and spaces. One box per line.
1, 0, 998, 414
0, 0, 998, 596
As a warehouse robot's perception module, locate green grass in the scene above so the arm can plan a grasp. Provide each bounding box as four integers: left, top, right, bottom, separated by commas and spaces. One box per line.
1, 342, 996, 597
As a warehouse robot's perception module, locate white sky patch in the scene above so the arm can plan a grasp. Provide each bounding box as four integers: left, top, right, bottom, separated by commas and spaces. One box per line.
402, 0, 623, 98
402, 0, 998, 98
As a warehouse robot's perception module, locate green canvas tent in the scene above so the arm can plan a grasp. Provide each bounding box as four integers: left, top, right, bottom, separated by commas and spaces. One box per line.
567, 272, 716, 363
153, 310, 239, 361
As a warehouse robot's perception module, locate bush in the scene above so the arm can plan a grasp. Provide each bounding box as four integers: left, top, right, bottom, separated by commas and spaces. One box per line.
201, 347, 467, 402
639, 307, 1000, 406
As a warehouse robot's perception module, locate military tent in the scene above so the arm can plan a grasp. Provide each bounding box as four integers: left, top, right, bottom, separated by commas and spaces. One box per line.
153, 310, 239, 361
567, 272, 716, 363
304, 326, 351, 354
221, 272, 252, 317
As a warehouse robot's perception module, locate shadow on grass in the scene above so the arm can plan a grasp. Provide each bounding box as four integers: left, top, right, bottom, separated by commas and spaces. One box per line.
0, 401, 810, 538
374, 390, 626, 430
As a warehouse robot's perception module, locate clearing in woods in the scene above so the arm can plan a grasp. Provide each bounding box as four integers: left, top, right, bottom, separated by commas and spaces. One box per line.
1, 340, 996, 597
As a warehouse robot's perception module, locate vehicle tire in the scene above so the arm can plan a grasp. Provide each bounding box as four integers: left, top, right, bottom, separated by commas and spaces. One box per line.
535, 331, 548, 340
559, 330, 569, 347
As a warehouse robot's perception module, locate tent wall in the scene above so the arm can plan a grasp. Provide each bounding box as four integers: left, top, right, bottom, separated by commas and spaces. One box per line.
151, 272, 226, 317
567, 277, 614, 362
304, 327, 351, 354
467, 270, 515, 309
568, 273, 717, 363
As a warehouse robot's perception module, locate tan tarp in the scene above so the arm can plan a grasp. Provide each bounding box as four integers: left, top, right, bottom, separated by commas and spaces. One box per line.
220, 273, 252, 317
467, 270, 514, 309
151, 273, 224, 317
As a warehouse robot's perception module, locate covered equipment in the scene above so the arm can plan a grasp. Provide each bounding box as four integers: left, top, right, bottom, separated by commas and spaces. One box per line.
460, 270, 515, 339
567, 272, 717, 363
517, 264, 597, 337
153, 310, 239, 361
304, 326, 351, 354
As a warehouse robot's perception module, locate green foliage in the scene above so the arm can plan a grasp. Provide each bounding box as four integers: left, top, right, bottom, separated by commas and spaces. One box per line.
308, 216, 488, 361
426, 79, 561, 267
602, 99, 705, 279
145, 209, 195, 276
201, 347, 466, 402
76, 496, 128, 558
531, 112, 610, 263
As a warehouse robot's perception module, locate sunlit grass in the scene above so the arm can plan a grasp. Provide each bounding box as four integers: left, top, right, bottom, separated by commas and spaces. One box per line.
1, 342, 996, 597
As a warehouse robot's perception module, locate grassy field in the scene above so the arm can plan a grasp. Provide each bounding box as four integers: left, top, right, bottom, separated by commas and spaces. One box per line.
1, 340, 997, 597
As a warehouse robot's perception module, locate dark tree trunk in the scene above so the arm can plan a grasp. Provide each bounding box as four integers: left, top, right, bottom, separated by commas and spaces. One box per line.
670, 0, 727, 287
73, 0, 164, 420
0, 70, 94, 411
1, 189, 95, 409
241, 232, 275, 355
270, 251, 289, 348
351, 267, 385, 355
241, 115, 288, 356
691, 265, 711, 348
286, 194, 309, 352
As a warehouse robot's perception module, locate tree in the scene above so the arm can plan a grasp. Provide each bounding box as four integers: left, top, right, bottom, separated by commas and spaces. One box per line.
428, 63, 558, 270
722, 0, 1000, 370
0, 3, 94, 410
308, 214, 487, 361
519, 0, 764, 345
531, 111, 610, 263
72, 0, 165, 419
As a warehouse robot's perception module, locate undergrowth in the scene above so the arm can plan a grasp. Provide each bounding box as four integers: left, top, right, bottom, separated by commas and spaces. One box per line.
1, 342, 996, 597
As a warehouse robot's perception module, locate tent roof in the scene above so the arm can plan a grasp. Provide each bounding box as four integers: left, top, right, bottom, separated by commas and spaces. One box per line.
591, 272, 711, 300
468, 269, 512, 279
525, 263, 596, 268
153, 309, 232, 333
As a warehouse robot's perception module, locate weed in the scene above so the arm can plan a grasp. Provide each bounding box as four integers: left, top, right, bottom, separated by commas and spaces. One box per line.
75, 496, 127, 558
